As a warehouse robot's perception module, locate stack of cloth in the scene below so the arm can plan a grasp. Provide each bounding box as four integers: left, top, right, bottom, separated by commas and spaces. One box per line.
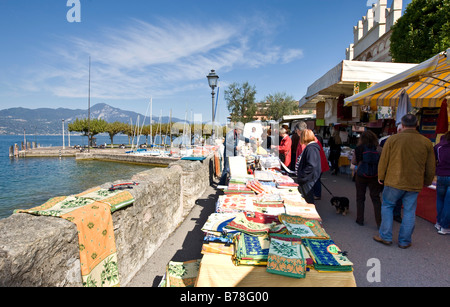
223, 183, 255, 195
200, 212, 237, 256
253, 193, 285, 216
302, 238, 353, 272
216, 194, 255, 213
282, 199, 322, 222
226, 211, 281, 236
266, 234, 310, 279
233, 233, 270, 266
278, 214, 330, 239
159, 259, 201, 287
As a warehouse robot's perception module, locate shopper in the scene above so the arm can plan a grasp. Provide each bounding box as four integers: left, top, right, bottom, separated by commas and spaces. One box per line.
328, 128, 342, 175
434, 131, 450, 235
296, 129, 321, 204
375, 114, 436, 248
273, 128, 292, 168
218, 122, 249, 186
353, 130, 383, 228
294, 122, 330, 200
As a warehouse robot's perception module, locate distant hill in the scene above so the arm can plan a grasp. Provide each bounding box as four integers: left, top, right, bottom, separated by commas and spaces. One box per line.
0, 103, 182, 135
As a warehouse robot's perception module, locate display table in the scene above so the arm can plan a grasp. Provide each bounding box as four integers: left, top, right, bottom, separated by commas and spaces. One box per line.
416, 186, 437, 224
195, 254, 356, 287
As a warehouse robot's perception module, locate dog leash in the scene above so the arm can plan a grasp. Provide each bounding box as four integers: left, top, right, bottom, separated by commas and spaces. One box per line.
320, 181, 335, 198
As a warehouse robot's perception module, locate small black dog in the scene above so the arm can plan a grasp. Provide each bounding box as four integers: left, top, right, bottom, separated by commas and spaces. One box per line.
330, 197, 350, 215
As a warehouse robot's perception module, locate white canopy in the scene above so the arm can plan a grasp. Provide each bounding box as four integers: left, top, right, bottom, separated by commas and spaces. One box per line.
299, 60, 417, 107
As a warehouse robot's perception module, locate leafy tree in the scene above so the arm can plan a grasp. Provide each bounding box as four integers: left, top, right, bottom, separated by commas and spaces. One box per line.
68, 118, 108, 146
105, 121, 127, 148
225, 82, 257, 123
390, 0, 450, 63
265, 92, 299, 121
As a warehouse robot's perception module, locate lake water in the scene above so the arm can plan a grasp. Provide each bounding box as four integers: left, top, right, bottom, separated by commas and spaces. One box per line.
0, 134, 156, 220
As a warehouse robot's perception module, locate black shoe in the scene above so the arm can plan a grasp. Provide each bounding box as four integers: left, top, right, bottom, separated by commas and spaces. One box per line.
356, 220, 364, 226
394, 216, 402, 223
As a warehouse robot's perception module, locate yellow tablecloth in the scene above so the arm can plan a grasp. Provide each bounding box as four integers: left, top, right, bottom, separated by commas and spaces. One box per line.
195, 254, 356, 287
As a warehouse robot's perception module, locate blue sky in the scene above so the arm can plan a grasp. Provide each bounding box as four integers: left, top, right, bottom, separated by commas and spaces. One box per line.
0, 0, 411, 123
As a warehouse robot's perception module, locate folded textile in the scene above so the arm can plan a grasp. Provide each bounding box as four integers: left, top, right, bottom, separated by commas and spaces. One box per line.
15, 186, 134, 287
162, 259, 201, 287
302, 239, 353, 272
283, 201, 322, 221
201, 212, 237, 234
266, 234, 306, 279
226, 212, 280, 236
234, 233, 270, 266
216, 194, 255, 213
279, 214, 330, 239
202, 242, 235, 256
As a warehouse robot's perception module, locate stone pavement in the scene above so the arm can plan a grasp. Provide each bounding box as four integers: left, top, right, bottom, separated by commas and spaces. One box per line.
127, 172, 450, 287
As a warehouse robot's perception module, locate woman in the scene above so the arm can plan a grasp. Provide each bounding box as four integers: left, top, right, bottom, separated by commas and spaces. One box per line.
353, 130, 383, 228
273, 128, 292, 167
328, 128, 342, 175
434, 131, 450, 235
296, 129, 321, 204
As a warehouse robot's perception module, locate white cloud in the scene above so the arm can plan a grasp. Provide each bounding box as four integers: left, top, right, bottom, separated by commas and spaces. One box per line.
23, 17, 304, 101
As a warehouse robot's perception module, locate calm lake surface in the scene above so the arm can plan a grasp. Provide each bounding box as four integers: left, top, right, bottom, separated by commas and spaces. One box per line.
0, 134, 155, 219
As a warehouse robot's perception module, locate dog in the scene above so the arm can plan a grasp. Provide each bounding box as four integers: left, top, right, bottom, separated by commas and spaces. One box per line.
330, 197, 350, 215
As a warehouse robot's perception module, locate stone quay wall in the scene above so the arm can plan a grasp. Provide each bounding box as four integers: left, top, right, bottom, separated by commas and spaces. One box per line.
0, 155, 215, 287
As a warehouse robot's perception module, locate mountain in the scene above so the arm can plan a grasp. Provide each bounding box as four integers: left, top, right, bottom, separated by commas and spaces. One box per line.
0, 103, 182, 135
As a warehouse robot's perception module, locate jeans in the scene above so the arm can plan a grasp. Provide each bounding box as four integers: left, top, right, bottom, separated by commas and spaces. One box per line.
379, 186, 419, 246
218, 157, 230, 186
436, 176, 450, 229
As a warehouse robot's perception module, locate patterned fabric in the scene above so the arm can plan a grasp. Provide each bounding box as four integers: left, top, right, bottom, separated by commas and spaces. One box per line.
226, 212, 279, 236
162, 259, 201, 287
279, 214, 330, 239
266, 234, 306, 279
201, 212, 237, 234
283, 201, 322, 221
216, 194, 254, 213
303, 239, 353, 272
234, 233, 270, 266
16, 186, 135, 287
201, 242, 235, 256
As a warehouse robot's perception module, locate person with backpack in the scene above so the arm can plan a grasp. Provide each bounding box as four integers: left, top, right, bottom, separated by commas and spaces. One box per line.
353, 130, 383, 228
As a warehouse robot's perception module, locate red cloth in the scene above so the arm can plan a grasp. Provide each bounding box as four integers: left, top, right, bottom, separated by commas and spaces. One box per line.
436, 99, 448, 134
296, 137, 330, 173
278, 135, 292, 167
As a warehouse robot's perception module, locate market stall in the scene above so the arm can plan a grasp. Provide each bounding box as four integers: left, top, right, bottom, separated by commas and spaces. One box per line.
159, 143, 357, 287
344, 50, 450, 223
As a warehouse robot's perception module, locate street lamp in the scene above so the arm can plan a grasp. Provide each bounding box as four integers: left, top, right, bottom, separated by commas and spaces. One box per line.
207, 69, 219, 140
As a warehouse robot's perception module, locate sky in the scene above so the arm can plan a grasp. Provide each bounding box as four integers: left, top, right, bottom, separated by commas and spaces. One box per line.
0, 0, 411, 124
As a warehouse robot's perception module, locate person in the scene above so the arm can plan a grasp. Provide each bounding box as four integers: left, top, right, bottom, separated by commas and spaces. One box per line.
218, 122, 249, 186
296, 129, 321, 204
434, 131, 450, 235
374, 114, 436, 248
294, 122, 330, 199
272, 128, 292, 168
353, 130, 383, 228
380, 124, 406, 223
328, 128, 342, 175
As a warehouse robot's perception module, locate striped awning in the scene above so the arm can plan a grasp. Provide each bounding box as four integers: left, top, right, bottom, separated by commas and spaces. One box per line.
344, 51, 450, 109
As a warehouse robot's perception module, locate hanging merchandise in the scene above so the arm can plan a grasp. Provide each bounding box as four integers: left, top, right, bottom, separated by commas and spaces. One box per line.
377, 106, 393, 119
436, 99, 449, 134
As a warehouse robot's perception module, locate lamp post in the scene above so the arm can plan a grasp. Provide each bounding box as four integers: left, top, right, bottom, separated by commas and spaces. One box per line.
207, 69, 219, 140
62, 119, 65, 150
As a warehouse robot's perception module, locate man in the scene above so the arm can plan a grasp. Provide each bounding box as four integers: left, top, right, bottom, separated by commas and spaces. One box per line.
374, 114, 436, 249
272, 128, 292, 168
218, 122, 249, 185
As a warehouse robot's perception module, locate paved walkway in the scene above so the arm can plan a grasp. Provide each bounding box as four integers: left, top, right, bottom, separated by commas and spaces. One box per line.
127, 172, 449, 287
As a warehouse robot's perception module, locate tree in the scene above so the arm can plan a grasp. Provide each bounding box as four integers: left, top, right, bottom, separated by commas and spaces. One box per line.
225, 82, 257, 123
265, 92, 300, 121
390, 0, 450, 63
105, 121, 127, 148
68, 118, 108, 146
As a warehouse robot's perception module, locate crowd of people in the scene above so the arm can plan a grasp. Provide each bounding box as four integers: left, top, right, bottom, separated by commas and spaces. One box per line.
219, 113, 449, 249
